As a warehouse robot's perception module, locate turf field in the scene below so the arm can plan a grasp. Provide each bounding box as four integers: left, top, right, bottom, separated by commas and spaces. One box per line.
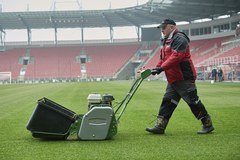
0, 80, 240, 160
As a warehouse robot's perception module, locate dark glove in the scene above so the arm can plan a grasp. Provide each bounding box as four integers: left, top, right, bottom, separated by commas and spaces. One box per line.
151, 67, 163, 75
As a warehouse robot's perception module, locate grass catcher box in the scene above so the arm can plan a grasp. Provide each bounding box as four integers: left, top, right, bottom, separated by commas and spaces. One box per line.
26, 97, 77, 140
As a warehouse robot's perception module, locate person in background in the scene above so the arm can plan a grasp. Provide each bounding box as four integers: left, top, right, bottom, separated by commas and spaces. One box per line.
218, 68, 223, 82
146, 18, 214, 135
212, 68, 217, 82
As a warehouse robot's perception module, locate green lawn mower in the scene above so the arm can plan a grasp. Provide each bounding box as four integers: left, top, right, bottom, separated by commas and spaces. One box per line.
26, 69, 152, 140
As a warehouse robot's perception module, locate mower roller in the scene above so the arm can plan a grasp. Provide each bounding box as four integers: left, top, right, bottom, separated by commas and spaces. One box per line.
26, 69, 152, 140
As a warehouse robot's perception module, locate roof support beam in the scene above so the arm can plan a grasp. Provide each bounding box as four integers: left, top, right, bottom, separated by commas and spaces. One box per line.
54, 27, 58, 45
136, 26, 140, 42
102, 13, 113, 28
115, 12, 140, 27
79, 15, 85, 28
81, 28, 84, 43
0, 25, 5, 47
133, 9, 159, 22
110, 27, 113, 43
27, 28, 32, 46
0, 30, 6, 47
150, 10, 188, 22
18, 15, 30, 29
18, 15, 32, 45
0, 25, 5, 33
49, 16, 58, 45
102, 13, 114, 42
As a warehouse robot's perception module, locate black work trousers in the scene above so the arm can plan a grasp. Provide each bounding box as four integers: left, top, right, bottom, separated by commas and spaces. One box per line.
158, 80, 208, 120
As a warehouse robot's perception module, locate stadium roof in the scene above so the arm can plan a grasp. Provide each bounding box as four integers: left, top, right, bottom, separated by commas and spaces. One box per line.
0, 0, 239, 31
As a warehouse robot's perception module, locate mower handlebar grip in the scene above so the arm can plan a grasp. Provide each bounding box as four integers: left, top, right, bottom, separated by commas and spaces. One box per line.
140, 69, 152, 79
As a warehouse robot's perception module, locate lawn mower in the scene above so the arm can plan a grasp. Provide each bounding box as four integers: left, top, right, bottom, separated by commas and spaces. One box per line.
26, 69, 152, 140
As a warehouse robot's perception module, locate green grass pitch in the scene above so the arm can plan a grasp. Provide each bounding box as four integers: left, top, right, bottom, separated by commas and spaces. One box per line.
0, 80, 240, 160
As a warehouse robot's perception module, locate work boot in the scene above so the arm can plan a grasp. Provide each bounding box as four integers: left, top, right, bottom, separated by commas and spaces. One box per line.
197, 114, 214, 134
146, 116, 168, 134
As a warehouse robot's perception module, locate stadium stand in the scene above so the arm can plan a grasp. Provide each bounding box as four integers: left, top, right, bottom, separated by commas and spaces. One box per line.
0, 43, 141, 81
0, 48, 25, 80
143, 47, 160, 69
1, 34, 239, 83
85, 44, 140, 79
24, 46, 81, 80
143, 36, 235, 68
142, 35, 240, 81
191, 36, 234, 66
1, 36, 239, 82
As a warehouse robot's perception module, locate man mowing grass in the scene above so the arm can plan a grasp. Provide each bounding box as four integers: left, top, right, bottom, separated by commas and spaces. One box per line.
146, 19, 214, 135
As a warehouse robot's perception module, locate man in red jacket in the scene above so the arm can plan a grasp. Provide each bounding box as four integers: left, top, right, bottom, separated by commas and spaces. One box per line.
146, 19, 214, 134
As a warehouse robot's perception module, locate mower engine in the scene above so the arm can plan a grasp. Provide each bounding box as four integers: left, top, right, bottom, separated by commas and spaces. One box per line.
87, 93, 114, 110
77, 93, 117, 140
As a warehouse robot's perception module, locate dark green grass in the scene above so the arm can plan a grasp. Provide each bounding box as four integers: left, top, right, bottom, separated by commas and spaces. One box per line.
0, 81, 240, 160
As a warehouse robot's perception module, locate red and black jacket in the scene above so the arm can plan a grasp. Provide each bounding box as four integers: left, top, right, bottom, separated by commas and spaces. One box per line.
156, 29, 196, 84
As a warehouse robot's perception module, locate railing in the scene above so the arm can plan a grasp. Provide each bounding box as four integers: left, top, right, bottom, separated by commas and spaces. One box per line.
207, 55, 239, 66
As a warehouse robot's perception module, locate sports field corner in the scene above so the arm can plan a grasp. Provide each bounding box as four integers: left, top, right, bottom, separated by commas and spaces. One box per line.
0, 80, 240, 160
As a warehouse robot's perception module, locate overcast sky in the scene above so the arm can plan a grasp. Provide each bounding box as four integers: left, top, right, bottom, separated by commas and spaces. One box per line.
0, 0, 151, 41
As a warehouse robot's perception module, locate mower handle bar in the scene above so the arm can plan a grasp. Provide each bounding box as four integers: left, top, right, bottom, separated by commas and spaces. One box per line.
115, 69, 152, 121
